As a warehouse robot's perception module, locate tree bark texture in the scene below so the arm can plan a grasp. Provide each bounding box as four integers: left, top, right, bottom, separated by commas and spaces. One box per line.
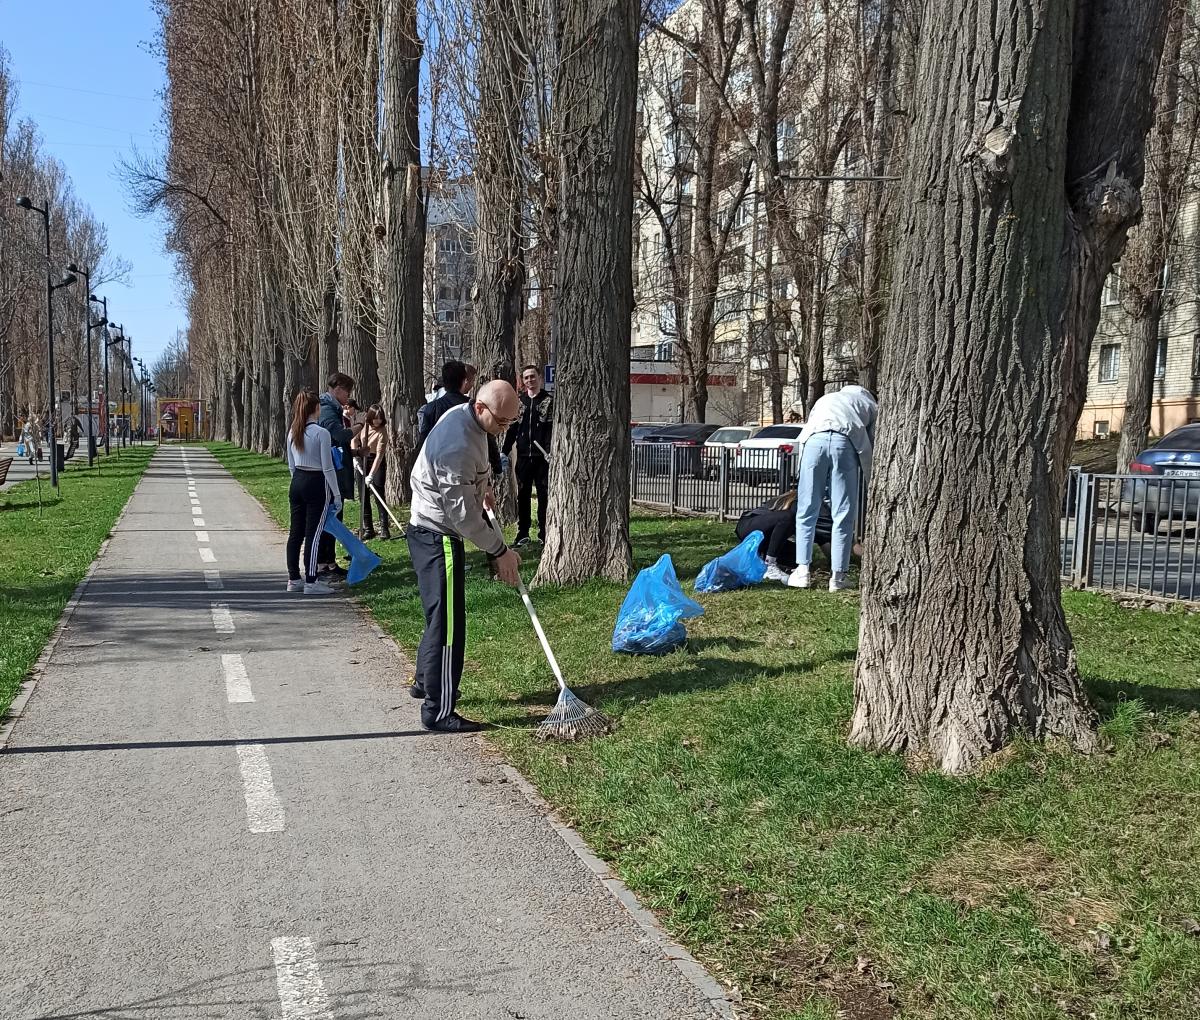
534, 0, 637, 586
1118, 0, 1187, 472
378, 0, 427, 504
853, 0, 1169, 773
473, 0, 528, 384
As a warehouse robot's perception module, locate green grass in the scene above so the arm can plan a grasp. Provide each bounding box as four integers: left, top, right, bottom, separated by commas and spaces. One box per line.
210, 441, 1200, 1020
1, 447, 154, 718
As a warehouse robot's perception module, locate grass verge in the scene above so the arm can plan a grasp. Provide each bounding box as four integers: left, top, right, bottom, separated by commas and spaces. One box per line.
1, 446, 154, 718
209, 441, 1200, 1020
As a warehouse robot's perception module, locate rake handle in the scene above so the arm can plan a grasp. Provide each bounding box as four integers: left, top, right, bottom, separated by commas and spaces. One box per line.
486, 508, 567, 693
353, 459, 406, 533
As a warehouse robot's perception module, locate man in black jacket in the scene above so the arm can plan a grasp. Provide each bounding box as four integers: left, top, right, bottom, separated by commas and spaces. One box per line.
417, 361, 472, 443
317, 371, 361, 576
502, 364, 553, 547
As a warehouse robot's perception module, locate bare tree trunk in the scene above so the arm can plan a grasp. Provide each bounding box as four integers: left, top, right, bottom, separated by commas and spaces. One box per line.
1118, 308, 1163, 468
852, 0, 1169, 773
534, 0, 637, 586
1117, 0, 1188, 472
378, 0, 426, 504
474, 0, 527, 383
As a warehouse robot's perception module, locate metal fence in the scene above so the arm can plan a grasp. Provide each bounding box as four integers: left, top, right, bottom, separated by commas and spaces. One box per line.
1063, 470, 1200, 601
634, 445, 1200, 603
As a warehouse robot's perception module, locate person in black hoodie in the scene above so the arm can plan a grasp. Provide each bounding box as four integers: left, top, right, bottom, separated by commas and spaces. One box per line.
316, 371, 361, 576
502, 364, 553, 547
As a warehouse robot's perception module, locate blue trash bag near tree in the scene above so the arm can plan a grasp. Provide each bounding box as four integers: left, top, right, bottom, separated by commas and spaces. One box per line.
321, 514, 382, 585
612, 554, 704, 655
694, 531, 767, 593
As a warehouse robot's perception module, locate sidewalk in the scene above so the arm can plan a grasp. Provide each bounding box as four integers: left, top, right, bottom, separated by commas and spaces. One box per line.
0, 445, 721, 1019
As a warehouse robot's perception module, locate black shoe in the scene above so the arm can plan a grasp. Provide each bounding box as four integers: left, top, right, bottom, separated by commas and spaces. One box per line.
409, 683, 426, 699
360, 529, 378, 541
422, 713, 485, 733
323, 563, 348, 578
515, 536, 531, 548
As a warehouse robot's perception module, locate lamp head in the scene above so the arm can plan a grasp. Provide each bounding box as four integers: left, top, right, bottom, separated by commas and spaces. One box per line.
89, 293, 99, 302
61, 272, 78, 287
66, 262, 80, 274
16, 196, 32, 209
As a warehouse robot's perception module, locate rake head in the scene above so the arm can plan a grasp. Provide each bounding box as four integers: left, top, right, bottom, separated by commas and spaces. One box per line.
536, 686, 613, 742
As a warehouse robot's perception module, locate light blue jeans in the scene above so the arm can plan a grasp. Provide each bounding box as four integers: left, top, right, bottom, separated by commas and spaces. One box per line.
795, 432, 860, 573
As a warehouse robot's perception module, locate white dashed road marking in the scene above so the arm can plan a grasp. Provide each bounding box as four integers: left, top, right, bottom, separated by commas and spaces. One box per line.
204, 569, 224, 590
210, 603, 235, 634
237, 745, 285, 833
193, 518, 206, 527
199, 547, 216, 563
271, 937, 332, 1018
195, 531, 209, 542
221, 654, 255, 703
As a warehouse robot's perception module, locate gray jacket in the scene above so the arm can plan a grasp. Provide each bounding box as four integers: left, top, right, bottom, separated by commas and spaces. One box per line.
797, 384, 878, 475
318, 392, 355, 498
409, 403, 507, 556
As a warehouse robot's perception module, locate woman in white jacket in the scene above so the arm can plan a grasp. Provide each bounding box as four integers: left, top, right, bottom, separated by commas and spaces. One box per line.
787, 384, 877, 591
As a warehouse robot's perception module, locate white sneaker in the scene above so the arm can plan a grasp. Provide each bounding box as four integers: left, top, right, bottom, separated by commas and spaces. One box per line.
304, 580, 335, 595
286, 579, 304, 593
763, 563, 791, 584
829, 572, 852, 592
787, 566, 811, 589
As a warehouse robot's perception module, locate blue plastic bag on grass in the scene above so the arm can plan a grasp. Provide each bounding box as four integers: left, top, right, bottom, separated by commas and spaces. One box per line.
694, 532, 767, 593
322, 513, 382, 585
612, 554, 704, 656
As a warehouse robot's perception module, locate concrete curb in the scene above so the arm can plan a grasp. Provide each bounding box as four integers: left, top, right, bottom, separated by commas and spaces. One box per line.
219, 451, 740, 1018
0, 467, 142, 752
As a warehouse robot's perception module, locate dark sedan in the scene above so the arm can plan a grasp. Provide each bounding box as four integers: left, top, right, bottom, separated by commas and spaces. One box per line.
1124, 424, 1200, 531
634, 422, 721, 476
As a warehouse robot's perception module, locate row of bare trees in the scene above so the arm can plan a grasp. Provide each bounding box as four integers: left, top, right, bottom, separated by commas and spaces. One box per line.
147, 0, 1182, 772
0, 49, 129, 441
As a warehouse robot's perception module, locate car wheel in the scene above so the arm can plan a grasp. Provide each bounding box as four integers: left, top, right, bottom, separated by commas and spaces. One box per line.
1132, 513, 1157, 534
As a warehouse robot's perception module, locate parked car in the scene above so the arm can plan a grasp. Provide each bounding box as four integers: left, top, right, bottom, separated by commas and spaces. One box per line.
700, 426, 759, 478
635, 422, 720, 476
1123, 424, 1200, 531
630, 423, 670, 443
735, 424, 804, 483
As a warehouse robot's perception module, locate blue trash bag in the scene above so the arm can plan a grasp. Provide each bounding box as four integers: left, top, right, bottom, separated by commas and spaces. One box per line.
612, 554, 704, 655
694, 531, 767, 594
321, 513, 382, 585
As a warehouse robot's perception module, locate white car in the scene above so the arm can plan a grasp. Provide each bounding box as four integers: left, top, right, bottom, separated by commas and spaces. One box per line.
701, 426, 759, 477
735, 424, 804, 482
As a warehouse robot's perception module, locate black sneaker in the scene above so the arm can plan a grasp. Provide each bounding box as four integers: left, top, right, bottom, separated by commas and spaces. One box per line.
409, 683, 426, 699
422, 713, 485, 733
515, 536, 531, 548
323, 563, 349, 578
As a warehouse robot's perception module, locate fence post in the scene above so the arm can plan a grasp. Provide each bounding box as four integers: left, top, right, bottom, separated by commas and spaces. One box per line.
669, 445, 680, 515
630, 443, 639, 503
1072, 473, 1094, 589
718, 447, 730, 519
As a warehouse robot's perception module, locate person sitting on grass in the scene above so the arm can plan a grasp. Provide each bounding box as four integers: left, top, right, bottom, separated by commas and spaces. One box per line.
737, 490, 863, 584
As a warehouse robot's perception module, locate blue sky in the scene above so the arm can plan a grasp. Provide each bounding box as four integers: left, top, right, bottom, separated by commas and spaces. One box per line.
3, 1, 182, 371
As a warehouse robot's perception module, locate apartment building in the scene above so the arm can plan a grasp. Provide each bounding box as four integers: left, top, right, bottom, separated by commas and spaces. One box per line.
1077, 251, 1200, 441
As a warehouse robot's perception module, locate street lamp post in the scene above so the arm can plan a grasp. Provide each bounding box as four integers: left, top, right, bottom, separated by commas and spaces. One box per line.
67, 265, 107, 468
106, 325, 126, 456
16, 196, 77, 489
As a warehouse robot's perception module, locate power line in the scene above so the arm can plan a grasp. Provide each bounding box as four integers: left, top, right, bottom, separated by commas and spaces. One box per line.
15, 78, 161, 104
29, 111, 155, 139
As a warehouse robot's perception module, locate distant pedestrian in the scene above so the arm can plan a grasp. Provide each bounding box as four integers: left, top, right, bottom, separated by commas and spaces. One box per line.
417, 360, 472, 444
407, 380, 523, 733
502, 365, 553, 547
316, 372, 361, 578
285, 389, 342, 595
788, 384, 877, 592
351, 405, 392, 541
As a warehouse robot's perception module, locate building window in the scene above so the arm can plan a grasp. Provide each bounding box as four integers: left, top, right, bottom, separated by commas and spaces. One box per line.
1156, 338, 1168, 378
1099, 343, 1120, 383
754, 219, 769, 252
732, 201, 752, 232
1093, 420, 1110, 439
1103, 266, 1121, 307
655, 340, 675, 362
772, 274, 791, 301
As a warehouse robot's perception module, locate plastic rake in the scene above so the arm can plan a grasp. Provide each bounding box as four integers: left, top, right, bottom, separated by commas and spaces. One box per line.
485, 509, 612, 741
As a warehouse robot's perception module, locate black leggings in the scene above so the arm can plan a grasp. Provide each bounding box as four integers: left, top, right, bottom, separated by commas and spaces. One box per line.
361, 458, 389, 532
287, 469, 332, 583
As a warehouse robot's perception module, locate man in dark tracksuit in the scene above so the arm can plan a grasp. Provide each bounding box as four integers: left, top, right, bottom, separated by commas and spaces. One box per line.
418, 360, 503, 477
502, 365, 553, 546
317, 372, 361, 575
407, 380, 523, 733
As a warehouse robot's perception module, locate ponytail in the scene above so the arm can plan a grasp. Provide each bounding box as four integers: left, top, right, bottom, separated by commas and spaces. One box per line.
290, 389, 319, 451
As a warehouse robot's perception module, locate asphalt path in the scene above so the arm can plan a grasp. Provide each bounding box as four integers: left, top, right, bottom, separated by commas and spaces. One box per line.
1, 445, 719, 1020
